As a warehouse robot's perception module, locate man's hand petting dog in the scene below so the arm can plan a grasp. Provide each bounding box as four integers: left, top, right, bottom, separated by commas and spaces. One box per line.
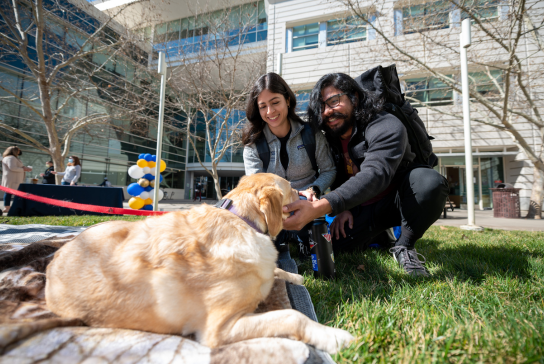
282, 198, 332, 231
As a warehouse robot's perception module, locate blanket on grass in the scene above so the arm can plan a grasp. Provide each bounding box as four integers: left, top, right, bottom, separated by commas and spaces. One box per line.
0, 224, 333, 364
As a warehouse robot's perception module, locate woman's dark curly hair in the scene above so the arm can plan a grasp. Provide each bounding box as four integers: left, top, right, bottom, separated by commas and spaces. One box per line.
242, 73, 306, 146
307, 73, 383, 132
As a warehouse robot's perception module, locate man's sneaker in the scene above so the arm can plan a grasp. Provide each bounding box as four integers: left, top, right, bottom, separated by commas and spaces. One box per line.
389, 246, 429, 277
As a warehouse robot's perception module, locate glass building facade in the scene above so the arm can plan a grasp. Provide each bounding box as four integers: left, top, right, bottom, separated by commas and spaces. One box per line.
438, 156, 504, 209
0, 0, 187, 191
140, 1, 267, 58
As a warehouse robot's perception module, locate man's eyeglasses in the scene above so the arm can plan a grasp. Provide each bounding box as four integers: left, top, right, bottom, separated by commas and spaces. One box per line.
321, 93, 347, 111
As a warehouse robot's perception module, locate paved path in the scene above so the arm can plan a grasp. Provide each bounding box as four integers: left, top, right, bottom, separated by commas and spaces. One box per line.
130, 200, 544, 232
434, 209, 544, 231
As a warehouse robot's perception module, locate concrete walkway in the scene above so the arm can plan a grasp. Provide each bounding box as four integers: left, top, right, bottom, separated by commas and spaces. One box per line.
129, 199, 544, 232
434, 209, 544, 231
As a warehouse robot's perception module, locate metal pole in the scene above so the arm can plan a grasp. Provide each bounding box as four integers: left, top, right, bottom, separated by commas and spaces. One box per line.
460, 19, 483, 231
153, 52, 167, 211
478, 157, 483, 210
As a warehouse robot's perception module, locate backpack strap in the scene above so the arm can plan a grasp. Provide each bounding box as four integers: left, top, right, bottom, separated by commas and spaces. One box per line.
255, 134, 270, 172
301, 123, 318, 176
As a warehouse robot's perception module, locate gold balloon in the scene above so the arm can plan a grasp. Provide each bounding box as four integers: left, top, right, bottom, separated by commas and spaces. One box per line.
150, 180, 155, 188
138, 178, 150, 188
128, 197, 145, 210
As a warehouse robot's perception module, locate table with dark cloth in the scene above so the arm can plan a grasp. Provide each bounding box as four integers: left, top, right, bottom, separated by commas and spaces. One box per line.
7, 183, 124, 217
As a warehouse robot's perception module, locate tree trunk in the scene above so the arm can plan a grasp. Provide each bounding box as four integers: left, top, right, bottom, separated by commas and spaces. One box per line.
211, 163, 222, 200
526, 163, 544, 219
50, 150, 64, 185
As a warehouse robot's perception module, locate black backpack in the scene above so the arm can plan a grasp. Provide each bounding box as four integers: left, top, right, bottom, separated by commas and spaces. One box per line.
255, 123, 318, 175
355, 64, 438, 168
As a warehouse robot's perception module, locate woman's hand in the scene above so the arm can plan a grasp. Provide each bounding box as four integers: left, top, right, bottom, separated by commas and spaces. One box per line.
40, 173, 44, 177
23, 167, 32, 172
70, 181, 75, 186
330, 210, 354, 240
299, 189, 318, 202
51, 171, 57, 175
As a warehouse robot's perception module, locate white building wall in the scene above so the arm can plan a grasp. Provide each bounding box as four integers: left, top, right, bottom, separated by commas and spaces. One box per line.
266, 0, 543, 214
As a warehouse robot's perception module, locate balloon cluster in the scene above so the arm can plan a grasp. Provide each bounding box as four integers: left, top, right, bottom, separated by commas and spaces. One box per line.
127, 154, 166, 211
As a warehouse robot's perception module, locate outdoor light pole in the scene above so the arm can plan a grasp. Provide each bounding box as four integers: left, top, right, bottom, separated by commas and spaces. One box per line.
153, 52, 167, 211
459, 19, 483, 231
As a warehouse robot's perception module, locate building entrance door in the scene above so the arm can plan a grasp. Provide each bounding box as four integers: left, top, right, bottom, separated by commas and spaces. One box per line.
442, 165, 481, 209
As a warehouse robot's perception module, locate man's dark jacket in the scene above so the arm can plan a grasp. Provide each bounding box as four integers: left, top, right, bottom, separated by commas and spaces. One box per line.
322, 111, 415, 216
42, 166, 55, 184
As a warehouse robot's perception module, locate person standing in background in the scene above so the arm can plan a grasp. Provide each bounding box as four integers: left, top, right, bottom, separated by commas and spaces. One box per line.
40, 161, 55, 184
1, 146, 32, 214
52, 156, 81, 186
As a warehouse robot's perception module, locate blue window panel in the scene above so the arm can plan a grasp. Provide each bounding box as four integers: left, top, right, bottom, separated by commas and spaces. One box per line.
228, 33, 240, 46
292, 23, 320, 51
257, 22, 268, 31
257, 30, 267, 41
241, 32, 256, 44
293, 34, 318, 50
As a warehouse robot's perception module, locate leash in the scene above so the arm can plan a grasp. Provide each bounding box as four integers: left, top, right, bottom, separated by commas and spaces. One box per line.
0, 185, 168, 216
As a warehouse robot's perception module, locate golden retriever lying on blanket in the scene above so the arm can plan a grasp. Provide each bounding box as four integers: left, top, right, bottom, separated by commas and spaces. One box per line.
45, 173, 354, 353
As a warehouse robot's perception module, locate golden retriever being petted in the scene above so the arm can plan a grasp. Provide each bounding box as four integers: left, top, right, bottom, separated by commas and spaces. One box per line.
46, 173, 354, 353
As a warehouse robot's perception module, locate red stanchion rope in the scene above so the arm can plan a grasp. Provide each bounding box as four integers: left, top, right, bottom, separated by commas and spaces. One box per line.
0, 185, 169, 216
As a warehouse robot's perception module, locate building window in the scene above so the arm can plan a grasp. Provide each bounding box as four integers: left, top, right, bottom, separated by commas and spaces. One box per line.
404, 76, 453, 106
402, 1, 451, 33
461, 0, 500, 21
327, 16, 367, 45
469, 70, 503, 99
295, 90, 312, 114
150, 1, 266, 56
292, 23, 320, 51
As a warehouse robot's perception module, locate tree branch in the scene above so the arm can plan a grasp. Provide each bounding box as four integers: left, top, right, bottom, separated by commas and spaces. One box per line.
0, 122, 48, 152
0, 84, 45, 121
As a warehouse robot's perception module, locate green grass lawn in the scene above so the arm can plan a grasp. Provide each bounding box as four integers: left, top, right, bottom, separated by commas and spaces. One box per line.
3, 217, 543, 363
297, 227, 544, 363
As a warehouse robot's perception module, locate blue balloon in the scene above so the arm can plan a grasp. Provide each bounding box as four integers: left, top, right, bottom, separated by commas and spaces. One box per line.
138, 153, 145, 159
151, 155, 157, 162
144, 154, 153, 162
144, 173, 155, 181
159, 174, 163, 182
127, 183, 144, 197
144, 186, 153, 192
142, 205, 153, 211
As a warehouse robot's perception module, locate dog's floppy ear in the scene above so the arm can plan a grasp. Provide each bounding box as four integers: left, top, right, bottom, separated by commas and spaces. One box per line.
258, 186, 284, 238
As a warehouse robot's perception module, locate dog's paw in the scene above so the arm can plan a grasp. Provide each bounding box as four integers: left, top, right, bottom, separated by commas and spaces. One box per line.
313, 327, 355, 354
290, 273, 304, 285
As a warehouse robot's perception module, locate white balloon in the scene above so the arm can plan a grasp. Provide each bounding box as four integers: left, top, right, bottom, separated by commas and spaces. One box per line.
149, 168, 156, 176
128, 165, 144, 179
140, 191, 150, 200
142, 166, 151, 174
149, 189, 164, 201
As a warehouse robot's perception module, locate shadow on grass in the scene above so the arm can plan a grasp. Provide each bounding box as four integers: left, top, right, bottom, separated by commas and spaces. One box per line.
419, 238, 543, 283
304, 237, 544, 306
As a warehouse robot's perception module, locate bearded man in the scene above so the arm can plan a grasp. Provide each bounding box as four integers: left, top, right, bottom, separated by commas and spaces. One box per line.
283, 73, 448, 277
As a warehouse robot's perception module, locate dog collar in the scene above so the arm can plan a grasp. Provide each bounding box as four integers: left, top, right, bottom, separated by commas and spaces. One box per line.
214, 199, 265, 235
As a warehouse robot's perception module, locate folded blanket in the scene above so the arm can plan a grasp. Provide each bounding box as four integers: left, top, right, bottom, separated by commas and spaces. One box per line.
0, 225, 334, 364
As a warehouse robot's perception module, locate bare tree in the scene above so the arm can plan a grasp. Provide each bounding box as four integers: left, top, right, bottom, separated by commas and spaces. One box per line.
339, 0, 544, 218
0, 0, 162, 182
153, 1, 266, 198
